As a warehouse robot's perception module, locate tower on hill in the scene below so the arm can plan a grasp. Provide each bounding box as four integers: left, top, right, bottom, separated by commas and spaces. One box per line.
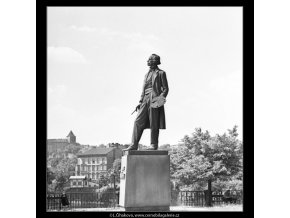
67, 130, 76, 144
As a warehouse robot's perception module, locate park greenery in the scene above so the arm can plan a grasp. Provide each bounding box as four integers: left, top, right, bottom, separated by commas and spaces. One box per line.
47, 143, 91, 191
170, 126, 243, 191
47, 126, 243, 193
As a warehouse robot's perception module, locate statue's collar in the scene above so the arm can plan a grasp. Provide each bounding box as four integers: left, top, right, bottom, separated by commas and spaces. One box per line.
149, 67, 159, 73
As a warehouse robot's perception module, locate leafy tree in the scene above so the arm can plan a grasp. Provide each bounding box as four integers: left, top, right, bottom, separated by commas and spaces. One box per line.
63, 143, 82, 157
110, 159, 121, 174
47, 168, 55, 185
97, 186, 116, 206
170, 126, 243, 195
109, 158, 121, 184
99, 144, 106, 148
98, 174, 111, 188
49, 158, 61, 168
47, 143, 92, 191
47, 168, 57, 192
212, 178, 243, 191
96, 159, 122, 190
50, 157, 77, 191
54, 174, 70, 191
79, 145, 91, 154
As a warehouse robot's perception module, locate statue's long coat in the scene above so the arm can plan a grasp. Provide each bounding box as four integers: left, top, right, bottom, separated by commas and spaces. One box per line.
138, 67, 169, 129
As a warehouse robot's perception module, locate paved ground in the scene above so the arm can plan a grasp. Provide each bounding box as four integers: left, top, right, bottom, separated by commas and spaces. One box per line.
65, 205, 242, 212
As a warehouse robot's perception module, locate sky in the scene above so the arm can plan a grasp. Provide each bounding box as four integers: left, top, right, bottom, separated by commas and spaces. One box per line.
47, 7, 243, 146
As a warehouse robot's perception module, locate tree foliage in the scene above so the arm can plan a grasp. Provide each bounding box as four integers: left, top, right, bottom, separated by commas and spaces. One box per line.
98, 174, 111, 188
98, 158, 122, 188
47, 168, 55, 185
170, 126, 243, 191
110, 158, 121, 184
47, 143, 88, 191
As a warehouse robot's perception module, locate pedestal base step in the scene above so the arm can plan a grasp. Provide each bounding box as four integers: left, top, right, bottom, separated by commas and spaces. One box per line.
123, 150, 168, 156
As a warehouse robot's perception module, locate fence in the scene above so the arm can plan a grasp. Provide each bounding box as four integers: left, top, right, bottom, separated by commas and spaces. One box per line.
47, 189, 242, 210
179, 190, 243, 207
178, 191, 205, 206
47, 190, 118, 211
47, 193, 63, 211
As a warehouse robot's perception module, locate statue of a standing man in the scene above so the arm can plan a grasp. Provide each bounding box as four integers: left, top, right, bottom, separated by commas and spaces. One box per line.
124, 54, 169, 151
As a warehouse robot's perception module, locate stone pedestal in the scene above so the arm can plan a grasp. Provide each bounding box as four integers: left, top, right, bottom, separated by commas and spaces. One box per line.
119, 150, 170, 212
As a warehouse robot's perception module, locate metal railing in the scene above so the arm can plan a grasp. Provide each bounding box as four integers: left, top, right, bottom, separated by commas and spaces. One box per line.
179, 191, 205, 206
47, 189, 242, 211
47, 193, 63, 211
179, 190, 243, 207
47, 190, 119, 211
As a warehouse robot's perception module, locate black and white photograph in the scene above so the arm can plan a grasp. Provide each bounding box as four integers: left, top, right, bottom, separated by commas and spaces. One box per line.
41, 3, 252, 215
11, 0, 290, 217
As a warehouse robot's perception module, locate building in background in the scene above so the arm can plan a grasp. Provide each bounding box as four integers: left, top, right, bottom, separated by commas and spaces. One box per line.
75, 147, 122, 181
47, 130, 79, 152
69, 176, 88, 188
66, 130, 76, 143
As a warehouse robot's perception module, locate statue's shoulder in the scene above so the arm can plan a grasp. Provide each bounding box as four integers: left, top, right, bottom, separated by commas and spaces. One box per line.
158, 68, 166, 74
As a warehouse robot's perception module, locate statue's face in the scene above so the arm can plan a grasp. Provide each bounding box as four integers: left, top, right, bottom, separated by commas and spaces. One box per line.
147, 55, 159, 67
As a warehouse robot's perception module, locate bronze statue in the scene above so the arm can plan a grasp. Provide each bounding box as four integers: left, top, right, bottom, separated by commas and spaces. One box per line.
124, 54, 169, 151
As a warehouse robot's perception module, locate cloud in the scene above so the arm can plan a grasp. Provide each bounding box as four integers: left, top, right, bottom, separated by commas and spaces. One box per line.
48, 46, 87, 64
70, 25, 159, 41
100, 28, 159, 43
69, 25, 159, 52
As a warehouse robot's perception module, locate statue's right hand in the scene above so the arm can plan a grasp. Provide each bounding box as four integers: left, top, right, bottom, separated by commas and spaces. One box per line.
136, 103, 141, 111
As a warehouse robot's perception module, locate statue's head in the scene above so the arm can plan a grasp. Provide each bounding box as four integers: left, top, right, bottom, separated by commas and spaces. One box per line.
147, 54, 161, 67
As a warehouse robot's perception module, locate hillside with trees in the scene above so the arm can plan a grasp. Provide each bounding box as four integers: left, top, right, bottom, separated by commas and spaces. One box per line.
47, 143, 91, 191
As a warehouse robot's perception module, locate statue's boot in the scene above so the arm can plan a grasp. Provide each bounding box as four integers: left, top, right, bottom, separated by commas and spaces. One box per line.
123, 144, 138, 151
145, 144, 158, 150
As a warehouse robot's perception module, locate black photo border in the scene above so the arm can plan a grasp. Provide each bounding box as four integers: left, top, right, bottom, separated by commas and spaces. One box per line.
37, 0, 253, 217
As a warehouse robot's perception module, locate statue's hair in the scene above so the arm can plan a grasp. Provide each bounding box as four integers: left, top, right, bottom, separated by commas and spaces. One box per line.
151, 54, 161, 65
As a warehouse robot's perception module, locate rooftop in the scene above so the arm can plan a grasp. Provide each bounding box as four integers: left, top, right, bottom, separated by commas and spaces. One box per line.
69, 176, 86, 180
67, 130, 76, 137
77, 147, 114, 156
47, 139, 68, 143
